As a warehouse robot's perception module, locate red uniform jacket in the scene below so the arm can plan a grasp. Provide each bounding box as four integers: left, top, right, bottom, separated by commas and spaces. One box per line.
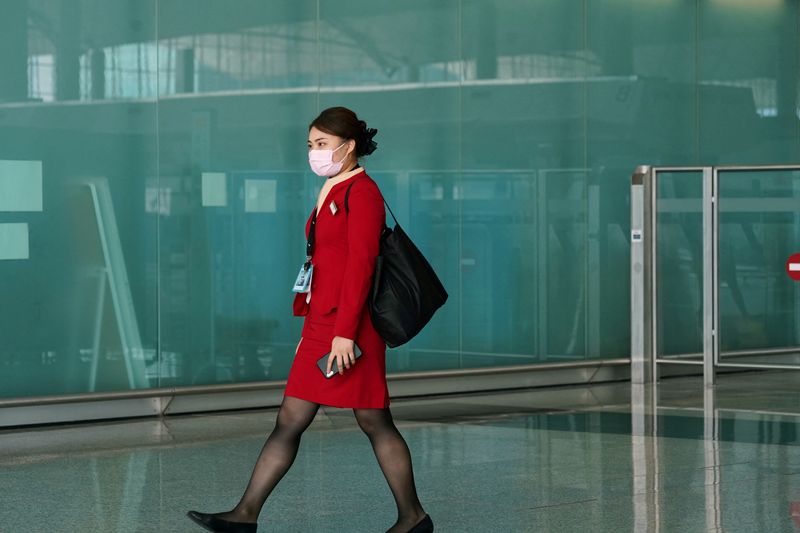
292, 171, 385, 341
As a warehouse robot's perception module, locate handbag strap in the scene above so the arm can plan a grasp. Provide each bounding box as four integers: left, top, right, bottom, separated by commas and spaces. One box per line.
344, 178, 398, 227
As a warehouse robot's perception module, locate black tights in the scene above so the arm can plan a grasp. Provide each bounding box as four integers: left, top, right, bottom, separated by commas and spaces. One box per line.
215, 397, 425, 532
213, 396, 319, 524
353, 407, 426, 532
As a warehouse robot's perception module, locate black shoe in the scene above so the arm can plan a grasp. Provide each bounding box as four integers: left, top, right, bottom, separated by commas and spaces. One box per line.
186, 510, 257, 533
407, 514, 433, 533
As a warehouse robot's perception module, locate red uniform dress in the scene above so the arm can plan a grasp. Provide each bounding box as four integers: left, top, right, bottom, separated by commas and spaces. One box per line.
284, 169, 390, 408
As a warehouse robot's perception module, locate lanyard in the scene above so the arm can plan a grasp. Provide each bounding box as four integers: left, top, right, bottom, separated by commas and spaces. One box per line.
305, 208, 317, 267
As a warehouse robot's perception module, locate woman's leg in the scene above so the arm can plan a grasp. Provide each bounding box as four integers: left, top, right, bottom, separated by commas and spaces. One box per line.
216, 395, 320, 523
353, 407, 427, 532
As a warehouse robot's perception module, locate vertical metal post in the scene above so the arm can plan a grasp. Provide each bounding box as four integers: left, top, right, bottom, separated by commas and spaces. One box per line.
650, 168, 659, 385
630, 382, 659, 532
703, 168, 718, 387
176, 48, 195, 93
631, 165, 654, 384
703, 385, 721, 530
537, 170, 548, 361
89, 48, 105, 100
588, 181, 601, 358
794, 175, 800, 346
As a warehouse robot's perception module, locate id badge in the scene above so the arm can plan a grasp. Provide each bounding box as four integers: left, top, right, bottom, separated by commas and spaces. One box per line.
292, 262, 313, 293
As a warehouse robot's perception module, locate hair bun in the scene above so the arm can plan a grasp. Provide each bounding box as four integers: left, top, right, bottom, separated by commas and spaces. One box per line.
360, 126, 378, 156
310, 108, 378, 158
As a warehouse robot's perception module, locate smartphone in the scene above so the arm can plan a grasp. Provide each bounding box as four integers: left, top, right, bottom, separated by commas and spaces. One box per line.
317, 343, 362, 378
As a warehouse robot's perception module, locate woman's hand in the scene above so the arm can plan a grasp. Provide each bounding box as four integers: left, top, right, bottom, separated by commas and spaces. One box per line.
327, 336, 356, 376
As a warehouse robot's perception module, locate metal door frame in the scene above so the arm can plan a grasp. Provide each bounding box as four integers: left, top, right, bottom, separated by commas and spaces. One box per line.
631, 164, 800, 387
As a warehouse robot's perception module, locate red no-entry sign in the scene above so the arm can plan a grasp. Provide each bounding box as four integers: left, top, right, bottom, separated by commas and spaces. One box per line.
788, 253, 800, 281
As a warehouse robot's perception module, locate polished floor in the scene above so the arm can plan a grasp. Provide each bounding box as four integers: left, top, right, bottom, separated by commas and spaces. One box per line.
2, 371, 800, 532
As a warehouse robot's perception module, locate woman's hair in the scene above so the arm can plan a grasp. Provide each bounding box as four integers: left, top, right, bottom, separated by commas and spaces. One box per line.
309, 106, 378, 157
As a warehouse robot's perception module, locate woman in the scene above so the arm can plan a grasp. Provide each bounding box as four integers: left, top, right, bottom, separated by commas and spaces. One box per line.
187, 107, 433, 533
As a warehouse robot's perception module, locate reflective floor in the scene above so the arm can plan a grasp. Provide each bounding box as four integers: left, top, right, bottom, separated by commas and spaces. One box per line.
2, 371, 800, 532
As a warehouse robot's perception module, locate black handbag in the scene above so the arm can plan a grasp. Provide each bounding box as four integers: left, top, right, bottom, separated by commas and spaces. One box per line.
345, 180, 448, 348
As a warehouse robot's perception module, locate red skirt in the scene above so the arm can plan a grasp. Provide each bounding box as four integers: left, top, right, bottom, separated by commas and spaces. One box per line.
284, 304, 390, 409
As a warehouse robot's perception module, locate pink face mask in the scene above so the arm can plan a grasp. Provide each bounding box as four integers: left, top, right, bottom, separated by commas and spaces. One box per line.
308, 142, 347, 177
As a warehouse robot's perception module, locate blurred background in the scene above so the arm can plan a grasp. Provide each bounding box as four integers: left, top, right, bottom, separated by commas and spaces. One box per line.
0, 0, 798, 400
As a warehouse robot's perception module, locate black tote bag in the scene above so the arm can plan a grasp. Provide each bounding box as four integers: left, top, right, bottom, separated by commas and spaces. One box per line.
345, 182, 448, 348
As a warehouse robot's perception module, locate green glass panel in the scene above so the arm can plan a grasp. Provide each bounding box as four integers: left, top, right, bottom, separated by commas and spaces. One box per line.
698, 1, 799, 164
718, 170, 800, 364
318, 0, 461, 372
587, 0, 698, 359
0, 1, 159, 398
461, 1, 586, 364
0, 1, 799, 400
657, 172, 703, 359
156, 1, 318, 387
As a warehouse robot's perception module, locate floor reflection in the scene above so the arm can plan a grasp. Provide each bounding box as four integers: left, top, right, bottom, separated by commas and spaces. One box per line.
1, 371, 800, 532
627, 375, 800, 533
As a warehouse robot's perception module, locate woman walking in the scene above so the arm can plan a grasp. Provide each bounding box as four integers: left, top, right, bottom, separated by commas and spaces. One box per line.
187, 107, 433, 533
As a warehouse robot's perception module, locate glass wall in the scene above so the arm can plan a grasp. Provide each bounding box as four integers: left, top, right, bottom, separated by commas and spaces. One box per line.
1, 1, 798, 399
656, 171, 704, 360
718, 169, 800, 364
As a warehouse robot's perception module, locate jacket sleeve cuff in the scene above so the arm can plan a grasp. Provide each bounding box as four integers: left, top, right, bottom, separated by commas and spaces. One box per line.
333, 322, 358, 341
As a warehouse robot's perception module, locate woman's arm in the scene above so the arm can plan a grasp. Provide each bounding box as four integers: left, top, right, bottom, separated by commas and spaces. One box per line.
332, 180, 385, 340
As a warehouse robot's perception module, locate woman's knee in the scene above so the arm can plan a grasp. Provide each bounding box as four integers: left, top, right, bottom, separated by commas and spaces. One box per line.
354, 408, 393, 435
276, 397, 319, 434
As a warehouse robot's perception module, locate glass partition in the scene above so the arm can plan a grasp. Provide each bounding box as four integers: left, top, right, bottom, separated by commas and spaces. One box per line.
656, 172, 704, 362
1, 1, 798, 400
718, 169, 800, 366
0, 1, 159, 398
